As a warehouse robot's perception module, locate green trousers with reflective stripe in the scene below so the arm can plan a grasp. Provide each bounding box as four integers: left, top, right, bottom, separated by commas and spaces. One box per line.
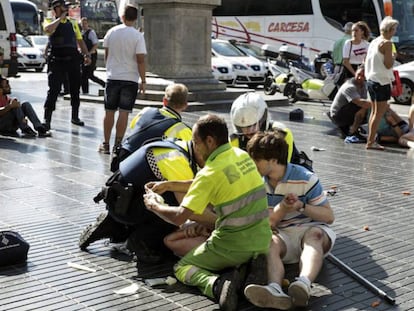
174, 240, 264, 298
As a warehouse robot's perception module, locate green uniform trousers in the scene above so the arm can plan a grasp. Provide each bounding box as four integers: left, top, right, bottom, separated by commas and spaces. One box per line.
174, 239, 266, 298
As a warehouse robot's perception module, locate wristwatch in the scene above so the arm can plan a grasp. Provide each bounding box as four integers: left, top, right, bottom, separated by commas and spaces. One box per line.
298, 201, 306, 213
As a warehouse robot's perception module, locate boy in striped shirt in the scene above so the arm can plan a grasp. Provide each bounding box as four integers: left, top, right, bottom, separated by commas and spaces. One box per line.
244, 131, 336, 310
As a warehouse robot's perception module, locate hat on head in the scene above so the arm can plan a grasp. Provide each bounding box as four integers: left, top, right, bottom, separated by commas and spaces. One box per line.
343, 22, 353, 33
51, 0, 69, 9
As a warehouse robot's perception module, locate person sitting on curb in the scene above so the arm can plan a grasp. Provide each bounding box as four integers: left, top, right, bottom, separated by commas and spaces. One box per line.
230, 92, 313, 171
0, 77, 51, 138
109, 83, 192, 171
244, 131, 335, 310
144, 114, 272, 311
328, 66, 370, 140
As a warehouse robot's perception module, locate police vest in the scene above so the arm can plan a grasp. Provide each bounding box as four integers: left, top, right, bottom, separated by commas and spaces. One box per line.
50, 19, 78, 57
98, 140, 196, 225
82, 29, 93, 51
120, 139, 196, 184
111, 108, 189, 172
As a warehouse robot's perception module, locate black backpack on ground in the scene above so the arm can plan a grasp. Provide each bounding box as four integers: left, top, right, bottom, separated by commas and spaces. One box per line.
0, 231, 30, 266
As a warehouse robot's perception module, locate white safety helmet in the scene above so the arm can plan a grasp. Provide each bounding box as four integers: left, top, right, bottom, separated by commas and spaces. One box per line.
230, 92, 269, 135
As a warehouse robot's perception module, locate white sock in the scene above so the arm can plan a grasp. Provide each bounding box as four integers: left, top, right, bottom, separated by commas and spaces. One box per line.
268, 282, 283, 293
407, 141, 414, 149
297, 275, 311, 287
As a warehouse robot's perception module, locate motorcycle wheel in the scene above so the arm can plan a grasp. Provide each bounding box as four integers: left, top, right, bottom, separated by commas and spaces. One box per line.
264, 76, 277, 95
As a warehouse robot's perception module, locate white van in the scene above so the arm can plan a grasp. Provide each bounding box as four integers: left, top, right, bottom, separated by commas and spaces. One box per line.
0, 0, 18, 77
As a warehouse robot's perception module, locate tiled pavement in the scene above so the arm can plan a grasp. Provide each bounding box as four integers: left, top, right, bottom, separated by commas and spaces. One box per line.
0, 92, 414, 310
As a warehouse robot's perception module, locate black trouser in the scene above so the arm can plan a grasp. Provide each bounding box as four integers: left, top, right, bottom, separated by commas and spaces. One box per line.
44, 55, 81, 112
81, 53, 105, 93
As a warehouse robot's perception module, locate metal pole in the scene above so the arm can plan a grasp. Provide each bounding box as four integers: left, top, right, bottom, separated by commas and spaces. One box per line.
327, 253, 396, 305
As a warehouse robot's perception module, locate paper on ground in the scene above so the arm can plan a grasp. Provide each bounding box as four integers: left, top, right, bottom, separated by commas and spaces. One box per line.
67, 262, 96, 273
114, 283, 140, 294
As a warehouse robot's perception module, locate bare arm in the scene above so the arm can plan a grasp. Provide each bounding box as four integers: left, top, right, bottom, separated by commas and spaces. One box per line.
144, 192, 194, 226
44, 12, 67, 34
77, 39, 91, 65
351, 97, 371, 109
380, 40, 394, 69
408, 103, 414, 130
0, 99, 19, 117
136, 53, 146, 94
146, 180, 193, 194
269, 193, 335, 228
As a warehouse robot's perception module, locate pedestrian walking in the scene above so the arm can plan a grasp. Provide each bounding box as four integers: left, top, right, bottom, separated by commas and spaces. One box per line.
98, 4, 146, 154
80, 17, 105, 94
43, 0, 91, 129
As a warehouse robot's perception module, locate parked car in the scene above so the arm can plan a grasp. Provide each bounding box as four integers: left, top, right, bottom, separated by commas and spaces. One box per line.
96, 39, 105, 68
25, 35, 49, 56
211, 39, 266, 88
16, 34, 45, 72
393, 61, 414, 105
211, 55, 236, 84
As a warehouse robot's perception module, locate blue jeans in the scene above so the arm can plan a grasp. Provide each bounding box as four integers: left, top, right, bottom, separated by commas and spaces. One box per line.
0, 102, 42, 132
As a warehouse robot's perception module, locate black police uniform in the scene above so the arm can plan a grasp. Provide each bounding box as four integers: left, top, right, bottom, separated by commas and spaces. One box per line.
80, 28, 105, 94
44, 3, 84, 129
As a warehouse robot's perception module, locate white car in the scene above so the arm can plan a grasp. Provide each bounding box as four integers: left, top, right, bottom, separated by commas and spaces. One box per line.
393, 61, 414, 105
212, 39, 266, 88
211, 55, 236, 84
26, 35, 49, 56
16, 34, 46, 72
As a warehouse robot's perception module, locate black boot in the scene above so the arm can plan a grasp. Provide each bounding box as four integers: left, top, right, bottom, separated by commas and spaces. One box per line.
43, 109, 53, 130
71, 107, 85, 126
213, 268, 243, 311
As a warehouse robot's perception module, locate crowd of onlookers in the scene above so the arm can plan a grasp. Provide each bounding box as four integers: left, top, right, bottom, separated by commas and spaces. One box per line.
1, 5, 413, 310
329, 16, 414, 150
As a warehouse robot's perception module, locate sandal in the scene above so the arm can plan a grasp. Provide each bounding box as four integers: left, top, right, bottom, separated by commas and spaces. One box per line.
366, 142, 385, 150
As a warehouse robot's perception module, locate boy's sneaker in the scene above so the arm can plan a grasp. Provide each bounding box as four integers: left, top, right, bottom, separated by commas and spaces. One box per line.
213, 268, 243, 311
21, 127, 37, 138
244, 284, 292, 310
288, 277, 311, 307
98, 142, 110, 154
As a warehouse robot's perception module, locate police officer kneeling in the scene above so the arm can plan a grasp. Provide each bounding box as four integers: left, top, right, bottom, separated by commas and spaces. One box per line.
79, 139, 214, 263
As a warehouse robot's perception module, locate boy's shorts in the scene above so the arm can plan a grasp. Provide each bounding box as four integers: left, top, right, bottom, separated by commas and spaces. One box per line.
276, 225, 336, 264
104, 80, 138, 112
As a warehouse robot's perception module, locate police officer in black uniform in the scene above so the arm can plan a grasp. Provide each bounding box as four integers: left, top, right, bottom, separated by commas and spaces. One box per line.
80, 17, 105, 94
43, 0, 91, 129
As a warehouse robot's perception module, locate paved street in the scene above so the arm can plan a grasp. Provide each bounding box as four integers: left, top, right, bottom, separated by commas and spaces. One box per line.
0, 71, 414, 310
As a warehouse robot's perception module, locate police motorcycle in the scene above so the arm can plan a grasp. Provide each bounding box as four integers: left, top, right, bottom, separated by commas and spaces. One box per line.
264, 48, 336, 101
263, 43, 336, 101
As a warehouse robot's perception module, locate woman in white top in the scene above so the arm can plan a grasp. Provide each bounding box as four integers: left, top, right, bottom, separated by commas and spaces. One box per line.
364, 16, 399, 150
342, 21, 370, 80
